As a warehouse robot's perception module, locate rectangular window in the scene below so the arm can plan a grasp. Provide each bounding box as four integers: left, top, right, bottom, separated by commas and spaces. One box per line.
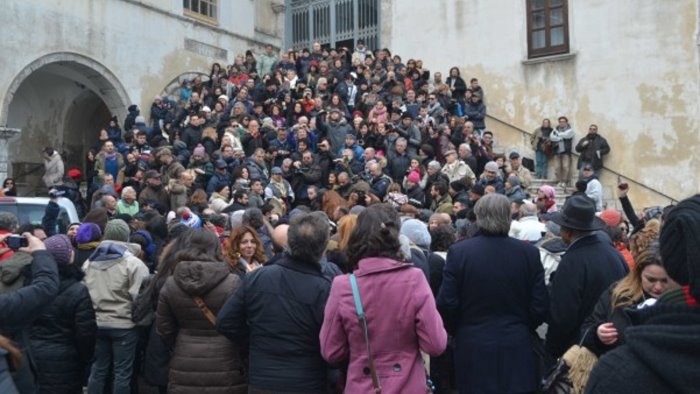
184, 0, 218, 22
527, 0, 569, 58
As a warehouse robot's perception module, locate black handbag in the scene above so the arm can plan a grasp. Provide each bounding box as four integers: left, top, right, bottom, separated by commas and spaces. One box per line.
540, 328, 592, 394
540, 359, 573, 394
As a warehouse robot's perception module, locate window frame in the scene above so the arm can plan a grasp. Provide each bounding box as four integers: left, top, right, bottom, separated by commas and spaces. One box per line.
183, 0, 219, 25
526, 0, 569, 59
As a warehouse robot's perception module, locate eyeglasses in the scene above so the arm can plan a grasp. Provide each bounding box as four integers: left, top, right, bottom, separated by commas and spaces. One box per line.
589, 128, 597, 131
429, 97, 436, 100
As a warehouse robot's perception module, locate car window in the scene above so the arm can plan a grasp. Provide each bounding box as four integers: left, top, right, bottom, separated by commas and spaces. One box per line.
0, 204, 46, 226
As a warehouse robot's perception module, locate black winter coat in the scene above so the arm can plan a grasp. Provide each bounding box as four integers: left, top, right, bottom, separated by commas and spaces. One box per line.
585, 301, 700, 394
30, 267, 96, 394
545, 234, 627, 358
216, 254, 333, 393
0, 251, 59, 394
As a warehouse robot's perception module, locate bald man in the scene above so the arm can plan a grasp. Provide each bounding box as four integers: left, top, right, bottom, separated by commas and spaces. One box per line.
272, 223, 289, 254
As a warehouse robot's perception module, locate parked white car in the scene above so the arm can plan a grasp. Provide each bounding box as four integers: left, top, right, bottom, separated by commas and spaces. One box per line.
0, 197, 80, 234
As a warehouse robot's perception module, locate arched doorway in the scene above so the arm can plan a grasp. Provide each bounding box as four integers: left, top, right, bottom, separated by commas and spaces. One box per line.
1, 53, 129, 194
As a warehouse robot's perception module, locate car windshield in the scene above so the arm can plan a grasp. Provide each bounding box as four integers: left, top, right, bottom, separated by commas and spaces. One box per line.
0, 204, 70, 234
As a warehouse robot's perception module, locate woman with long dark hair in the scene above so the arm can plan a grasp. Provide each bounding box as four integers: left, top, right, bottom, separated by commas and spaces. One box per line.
320, 204, 447, 393
156, 230, 247, 393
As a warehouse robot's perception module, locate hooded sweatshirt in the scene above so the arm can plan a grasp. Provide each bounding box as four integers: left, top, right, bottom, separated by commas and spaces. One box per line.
83, 241, 149, 329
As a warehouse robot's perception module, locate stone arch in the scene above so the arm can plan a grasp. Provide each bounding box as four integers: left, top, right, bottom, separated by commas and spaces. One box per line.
1, 52, 130, 126
1, 52, 130, 192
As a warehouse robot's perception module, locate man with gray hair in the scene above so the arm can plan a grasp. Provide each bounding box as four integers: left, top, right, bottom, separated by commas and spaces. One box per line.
509, 200, 547, 243
437, 193, 548, 393
217, 212, 335, 393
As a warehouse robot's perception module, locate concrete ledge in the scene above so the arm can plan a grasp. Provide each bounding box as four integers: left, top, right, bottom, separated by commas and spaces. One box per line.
522, 52, 577, 65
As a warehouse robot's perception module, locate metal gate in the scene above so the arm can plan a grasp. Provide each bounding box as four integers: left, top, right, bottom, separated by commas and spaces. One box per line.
286, 0, 380, 51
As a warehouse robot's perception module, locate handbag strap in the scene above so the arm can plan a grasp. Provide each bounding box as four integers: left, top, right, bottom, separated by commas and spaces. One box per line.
192, 295, 217, 326
349, 274, 382, 394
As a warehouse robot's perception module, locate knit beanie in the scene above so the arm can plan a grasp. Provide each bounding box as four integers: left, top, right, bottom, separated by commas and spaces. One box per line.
400, 219, 431, 250
180, 211, 202, 228
484, 161, 499, 173
659, 194, 700, 300
407, 171, 421, 185
83, 208, 110, 233
43, 234, 74, 265
75, 223, 102, 244
103, 219, 131, 242
599, 209, 622, 227
193, 144, 206, 157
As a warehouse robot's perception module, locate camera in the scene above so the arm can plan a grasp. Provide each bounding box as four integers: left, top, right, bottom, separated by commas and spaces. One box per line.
6, 235, 28, 250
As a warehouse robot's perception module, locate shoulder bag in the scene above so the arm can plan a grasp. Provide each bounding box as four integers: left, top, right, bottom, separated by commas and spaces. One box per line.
349, 274, 382, 394
192, 295, 217, 326
541, 328, 597, 394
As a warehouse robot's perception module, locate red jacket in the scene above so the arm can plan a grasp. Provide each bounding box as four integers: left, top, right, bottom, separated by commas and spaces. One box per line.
0, 230, 15, 261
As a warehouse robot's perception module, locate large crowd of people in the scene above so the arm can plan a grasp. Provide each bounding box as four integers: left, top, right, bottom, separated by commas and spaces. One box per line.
0, 41, 697, 394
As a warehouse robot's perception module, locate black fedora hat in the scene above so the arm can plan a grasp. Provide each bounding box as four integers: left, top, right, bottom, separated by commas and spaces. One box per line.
550, 195, 605, 231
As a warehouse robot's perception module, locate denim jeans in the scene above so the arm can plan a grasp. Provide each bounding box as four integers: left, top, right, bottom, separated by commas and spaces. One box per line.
535, 150, 548, 179
88, 328, 139, 394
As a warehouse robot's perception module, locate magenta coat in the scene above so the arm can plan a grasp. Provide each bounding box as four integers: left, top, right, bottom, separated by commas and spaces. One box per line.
320, 257, 447, 394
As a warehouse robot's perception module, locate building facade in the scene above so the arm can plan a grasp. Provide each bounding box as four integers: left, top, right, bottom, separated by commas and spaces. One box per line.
0, 0, 284, 188
383, 0, 700, 207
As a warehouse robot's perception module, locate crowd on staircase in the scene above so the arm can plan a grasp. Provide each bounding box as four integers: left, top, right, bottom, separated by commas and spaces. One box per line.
0, 40, 697, 394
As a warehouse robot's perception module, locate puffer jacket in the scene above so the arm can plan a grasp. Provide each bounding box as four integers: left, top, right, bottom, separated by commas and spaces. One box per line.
30, 266, 97, 394
156, 260, 246, 394
83, 241, 149, 329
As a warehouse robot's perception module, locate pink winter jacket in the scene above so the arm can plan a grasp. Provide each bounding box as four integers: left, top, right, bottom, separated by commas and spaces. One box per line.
320, 257, 447, 394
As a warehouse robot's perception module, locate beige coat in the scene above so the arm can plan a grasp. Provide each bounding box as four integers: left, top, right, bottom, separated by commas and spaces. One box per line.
83, 241, 149, 329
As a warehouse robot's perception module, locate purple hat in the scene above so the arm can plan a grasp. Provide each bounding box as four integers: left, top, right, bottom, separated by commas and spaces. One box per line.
75, 223, 102, 244
193, 144, 206, 157
43, 234, 74, 265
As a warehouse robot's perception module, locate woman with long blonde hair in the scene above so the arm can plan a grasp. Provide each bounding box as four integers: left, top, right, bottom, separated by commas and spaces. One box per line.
580, 242, 677, 356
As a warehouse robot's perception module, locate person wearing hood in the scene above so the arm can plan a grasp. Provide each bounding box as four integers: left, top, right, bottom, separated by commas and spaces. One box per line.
536, 220, 568, 286
505, 175, 527, 203
83, 219, 149, 394
30, 234, 97, 394
42, 147, 65, 189
586, 195, 700, 393
156, 230, 246, 394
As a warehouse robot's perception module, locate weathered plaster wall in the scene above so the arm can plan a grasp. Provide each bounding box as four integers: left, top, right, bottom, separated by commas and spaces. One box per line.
386, 0, 700, 207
